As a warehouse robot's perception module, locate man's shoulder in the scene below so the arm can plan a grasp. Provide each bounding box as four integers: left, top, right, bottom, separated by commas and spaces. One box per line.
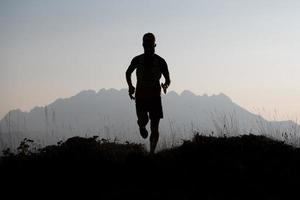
131, 54, 166, 64
154, 54, 166, 62
154, 54, 167, 66
131, 54, 144, 63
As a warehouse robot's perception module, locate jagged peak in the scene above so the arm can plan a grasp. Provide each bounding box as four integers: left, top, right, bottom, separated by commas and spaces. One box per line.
180, 90, 196, 97
214, 92, 232, 102
9, 108, 23, 113
166, 90, 179, 96
106, 88, 119, 93
30, 106, 43, 112
3, 109, 26, 119
75, 89, 96, 97
97, 88, 121, 94
98, 88, 106, 93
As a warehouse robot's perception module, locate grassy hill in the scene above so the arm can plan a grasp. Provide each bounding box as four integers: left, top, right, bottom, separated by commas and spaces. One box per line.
1, 133, 300, 199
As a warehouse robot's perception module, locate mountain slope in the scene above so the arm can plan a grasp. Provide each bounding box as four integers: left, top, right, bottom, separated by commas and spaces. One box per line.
0, 88, 299, 149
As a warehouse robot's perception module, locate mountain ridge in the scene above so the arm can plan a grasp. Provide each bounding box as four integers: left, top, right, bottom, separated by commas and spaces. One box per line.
0, 88, 299, 150
2, 89, 234, 117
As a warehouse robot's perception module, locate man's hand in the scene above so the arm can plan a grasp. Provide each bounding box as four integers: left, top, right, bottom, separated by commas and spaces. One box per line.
128, 86, 135, 100
161, 83, 169, 94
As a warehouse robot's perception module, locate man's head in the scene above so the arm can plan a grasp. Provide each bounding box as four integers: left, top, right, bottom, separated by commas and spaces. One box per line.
143, 33, 156, 55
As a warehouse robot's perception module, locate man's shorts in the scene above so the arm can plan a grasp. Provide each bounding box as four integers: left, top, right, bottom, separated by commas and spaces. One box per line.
135, 96, 163, 120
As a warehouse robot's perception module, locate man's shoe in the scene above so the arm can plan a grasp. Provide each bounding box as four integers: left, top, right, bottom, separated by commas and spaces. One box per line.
139, 127, 148, 139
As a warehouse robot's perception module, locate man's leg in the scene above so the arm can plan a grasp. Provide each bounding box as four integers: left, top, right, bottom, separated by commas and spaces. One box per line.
137, 110, 149, 139
136, 99, 149, 139
150, 118, 160, 154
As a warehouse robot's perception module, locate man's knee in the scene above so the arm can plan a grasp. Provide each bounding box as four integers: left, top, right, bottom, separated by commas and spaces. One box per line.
150, 130, 159, 138
150, 118, 160, 133
150, 126, 159, 133
137, 113, 149, 127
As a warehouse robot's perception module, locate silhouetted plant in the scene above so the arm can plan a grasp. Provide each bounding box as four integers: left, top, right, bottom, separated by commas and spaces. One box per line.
2, 147, 13, 157
17, 138, 34, 156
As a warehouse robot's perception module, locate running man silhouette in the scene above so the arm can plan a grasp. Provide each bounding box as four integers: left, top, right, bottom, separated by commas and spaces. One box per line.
126, 33, 171, 154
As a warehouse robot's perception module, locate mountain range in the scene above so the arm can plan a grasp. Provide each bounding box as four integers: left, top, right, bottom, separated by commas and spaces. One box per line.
0, 88, 299, 150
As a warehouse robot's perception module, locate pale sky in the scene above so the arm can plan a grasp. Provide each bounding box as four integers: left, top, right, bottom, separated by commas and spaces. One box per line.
1, 0, 300, 121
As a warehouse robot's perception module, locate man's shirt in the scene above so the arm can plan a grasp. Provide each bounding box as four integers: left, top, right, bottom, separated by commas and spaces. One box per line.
127, 53, 169, 99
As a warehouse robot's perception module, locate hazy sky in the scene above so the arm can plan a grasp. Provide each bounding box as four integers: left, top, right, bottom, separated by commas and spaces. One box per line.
1, 0, 300, 121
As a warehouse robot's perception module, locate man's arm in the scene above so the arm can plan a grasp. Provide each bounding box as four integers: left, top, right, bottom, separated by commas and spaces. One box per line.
126, 58, 137, 99
161, 59, 171, 93
162, 70, 171, 86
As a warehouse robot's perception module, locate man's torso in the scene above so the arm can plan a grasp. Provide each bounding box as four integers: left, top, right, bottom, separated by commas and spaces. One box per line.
133, 54, 165, 99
